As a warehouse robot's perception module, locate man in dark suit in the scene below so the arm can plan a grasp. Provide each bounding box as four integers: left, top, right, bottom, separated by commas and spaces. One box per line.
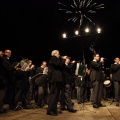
35, 61, 48, 107
110, 57, 120, 106
60, 57, 77, 112
0, 50, 16, 113
89, 53, 106, 108
47, 50, 66, 116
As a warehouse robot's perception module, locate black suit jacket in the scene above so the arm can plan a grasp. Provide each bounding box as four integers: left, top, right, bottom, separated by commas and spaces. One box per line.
110, 63, 120, 81
64, 63, 75, 85
89, 60, 104, 82
48, 56, 65, 83
0, 55, 15, 89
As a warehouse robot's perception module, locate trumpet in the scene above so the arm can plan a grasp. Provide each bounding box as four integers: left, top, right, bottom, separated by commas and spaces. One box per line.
61, 56, 68, 59
71, 60, 81, 63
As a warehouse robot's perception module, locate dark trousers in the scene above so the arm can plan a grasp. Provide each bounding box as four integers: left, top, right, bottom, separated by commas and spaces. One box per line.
14, 87, 29, 107
36, 86, 44, 106
34, 75, 48, 105
79, 86, 89, 102
14, 80, 32, 107
60, 84, 73, 110
47, 82, 62, 113
5, 85, 15, 108
92, 81, 103, 105
0, 89, 6, 110
114, 81, 120, 103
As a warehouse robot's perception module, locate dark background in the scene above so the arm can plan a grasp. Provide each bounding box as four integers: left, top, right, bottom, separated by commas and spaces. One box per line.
1, 0, 120, 67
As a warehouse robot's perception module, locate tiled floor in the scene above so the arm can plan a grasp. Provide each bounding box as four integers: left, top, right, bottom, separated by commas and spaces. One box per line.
0, 99, 120, 120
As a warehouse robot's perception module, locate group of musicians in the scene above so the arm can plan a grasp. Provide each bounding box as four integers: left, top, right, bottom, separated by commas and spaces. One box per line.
0, 49, 120, 116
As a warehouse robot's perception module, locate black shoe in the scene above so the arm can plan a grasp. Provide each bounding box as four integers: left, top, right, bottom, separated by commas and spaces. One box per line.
68, 109, 77, 113
78, 101, 81, 104
47, 111, 57, 116
99, 104, 106, 107
93, 104, 99, 108
0, 109, 7, 114
60, 107, 68, 110
24, 105, 33, 109
37, 104, 44, 108
83, 99, 88, 102
24, 104, 38, 109
72, 102, 74, 105
103, 97, 108, 101
9, 105, 16, 110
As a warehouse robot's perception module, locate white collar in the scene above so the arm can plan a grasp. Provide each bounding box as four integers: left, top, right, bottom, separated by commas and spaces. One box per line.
93, 59, 97, 62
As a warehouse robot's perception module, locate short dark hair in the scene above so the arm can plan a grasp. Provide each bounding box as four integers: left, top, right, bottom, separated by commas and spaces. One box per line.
93, 53, 99, 58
